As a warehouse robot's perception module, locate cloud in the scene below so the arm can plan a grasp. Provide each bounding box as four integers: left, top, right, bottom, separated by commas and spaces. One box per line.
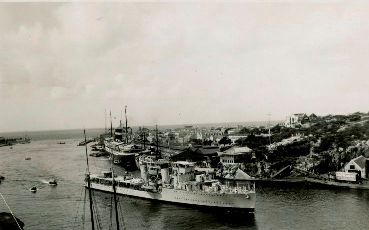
1, 2, 369, 131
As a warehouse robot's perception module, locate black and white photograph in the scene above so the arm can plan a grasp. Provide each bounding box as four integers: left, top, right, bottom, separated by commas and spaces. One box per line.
0, 1, 369, 230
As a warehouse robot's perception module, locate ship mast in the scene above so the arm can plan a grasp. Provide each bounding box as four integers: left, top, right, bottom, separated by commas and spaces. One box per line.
125, 106, 128, 144
105, 109, 107, 134
84, 129, 95, 230
110, 110, 113, 137
268, 112, 271, 145
120, 110, 122, 128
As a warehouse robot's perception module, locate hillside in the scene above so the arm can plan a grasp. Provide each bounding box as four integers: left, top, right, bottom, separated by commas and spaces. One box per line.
234, 112, 369, 178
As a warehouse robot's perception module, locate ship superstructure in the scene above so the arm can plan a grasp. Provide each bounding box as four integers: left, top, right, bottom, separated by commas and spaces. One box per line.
86, 156, 256, 211
104, 139, 143, 169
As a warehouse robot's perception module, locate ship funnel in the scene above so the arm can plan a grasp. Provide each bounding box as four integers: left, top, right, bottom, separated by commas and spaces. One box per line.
140, 164, 148, 183
161, 168, 170, 184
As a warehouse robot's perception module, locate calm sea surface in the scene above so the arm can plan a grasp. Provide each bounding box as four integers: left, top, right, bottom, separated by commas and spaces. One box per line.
0, 130, 368, 230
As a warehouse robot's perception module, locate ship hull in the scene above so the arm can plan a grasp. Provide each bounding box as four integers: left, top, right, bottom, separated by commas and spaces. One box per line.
87, 182, 255, 211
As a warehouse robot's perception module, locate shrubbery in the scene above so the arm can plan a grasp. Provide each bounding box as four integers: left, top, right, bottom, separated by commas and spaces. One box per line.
267, 139, 311, 162
235, 134, 269, 149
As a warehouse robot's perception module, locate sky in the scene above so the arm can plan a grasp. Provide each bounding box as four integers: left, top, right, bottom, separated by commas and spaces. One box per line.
1, 2, 369, 132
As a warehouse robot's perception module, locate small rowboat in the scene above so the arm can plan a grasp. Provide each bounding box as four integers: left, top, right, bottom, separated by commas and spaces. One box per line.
48, 179, 57, 186
30, 187, 37, 193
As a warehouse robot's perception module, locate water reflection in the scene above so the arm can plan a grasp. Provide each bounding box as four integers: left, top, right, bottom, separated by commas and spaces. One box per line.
211, 211, 256, 229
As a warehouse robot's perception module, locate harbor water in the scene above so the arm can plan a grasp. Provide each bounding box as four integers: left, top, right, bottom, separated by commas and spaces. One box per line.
0, 130, 368, 230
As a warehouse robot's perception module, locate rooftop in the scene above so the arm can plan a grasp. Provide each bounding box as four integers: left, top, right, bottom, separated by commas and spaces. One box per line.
219, 146, 252, 156
172, 161, 195, 166
352, 155, 367, 169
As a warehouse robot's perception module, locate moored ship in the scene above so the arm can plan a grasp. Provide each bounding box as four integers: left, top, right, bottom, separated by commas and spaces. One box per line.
86, 156, 256, 211
103, 106, 143, 170
104, 139, 143, 169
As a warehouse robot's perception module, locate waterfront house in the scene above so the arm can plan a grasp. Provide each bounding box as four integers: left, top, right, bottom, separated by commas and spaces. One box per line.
343, 155, 369, 179
219, 146, 252, 165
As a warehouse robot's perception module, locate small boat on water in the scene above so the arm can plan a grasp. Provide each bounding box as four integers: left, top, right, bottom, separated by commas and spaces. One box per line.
30, 187, 37, 193
25, 157, 31, 160
57, 141, 66, 144
48, 179, 57, 186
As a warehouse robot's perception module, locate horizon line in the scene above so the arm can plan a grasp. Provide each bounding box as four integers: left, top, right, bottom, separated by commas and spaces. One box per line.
0, 119, 283, 134
2, 109, 366, 133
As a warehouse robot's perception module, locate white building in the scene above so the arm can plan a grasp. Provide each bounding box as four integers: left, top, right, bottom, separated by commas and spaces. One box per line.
343, 155, 368, 179
284, 113, 308, 128
219, 146, 252, 164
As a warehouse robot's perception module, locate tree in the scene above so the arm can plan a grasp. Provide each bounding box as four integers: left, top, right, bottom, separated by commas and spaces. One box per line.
242, 134, 269, 149
239, 127, 250, 134
203, 139, 213, 145
190, 138, 202, 145
168, 132, 176, 140
219, 136, 231, 145
315, 135, 335, 153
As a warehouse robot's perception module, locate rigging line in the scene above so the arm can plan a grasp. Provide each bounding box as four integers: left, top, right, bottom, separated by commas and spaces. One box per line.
119, 198, 140, 226
118, 203, 123, 230
92, 194, 102, 230
96, 205, 103, 230
91, 204, 99, 230
118, 201, 126, 230
110, 197, 113, 230
72, 187, 85, 230
0, 192, 23, 230
124, 199, 143, 226
82, 188, 87, 230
